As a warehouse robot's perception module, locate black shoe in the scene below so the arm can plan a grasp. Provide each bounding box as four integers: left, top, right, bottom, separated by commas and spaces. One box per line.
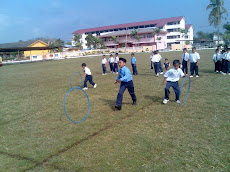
115, 105, 121, 110
132, 101, 137, 105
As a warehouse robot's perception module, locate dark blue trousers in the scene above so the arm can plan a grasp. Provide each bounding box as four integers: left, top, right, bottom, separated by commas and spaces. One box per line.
159, 61, 163, 72
109, 63, 114, 72
116, 81, 136, 107
226, 60, 229, 73
84, 75, 95, 87
154, 62, 160, 75
221, 60, 226, 73
131, 64, 138, 75
151, 61, 153, 69
102, 64, 106, 74
190, 62, 199, 76
182, 60, 188, 74
114, 63, 118, 72
165, 81, 180, 101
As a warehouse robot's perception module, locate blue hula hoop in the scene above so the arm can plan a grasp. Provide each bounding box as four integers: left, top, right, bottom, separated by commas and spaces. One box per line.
70, 72, 82, 88
63, 87, 90, 124
179, 77, 191, 106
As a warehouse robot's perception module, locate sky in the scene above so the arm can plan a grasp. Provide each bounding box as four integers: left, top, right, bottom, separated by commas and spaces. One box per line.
0, 0, 229, 44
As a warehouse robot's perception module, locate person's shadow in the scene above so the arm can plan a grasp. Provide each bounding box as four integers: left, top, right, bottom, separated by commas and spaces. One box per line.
144, 95, 162, 103
99, 98, 116, 110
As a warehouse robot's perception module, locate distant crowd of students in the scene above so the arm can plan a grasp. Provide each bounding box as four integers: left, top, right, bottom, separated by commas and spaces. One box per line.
212, 45, 230, 75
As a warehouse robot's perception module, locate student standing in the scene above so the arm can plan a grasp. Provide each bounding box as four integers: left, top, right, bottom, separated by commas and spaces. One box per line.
220, 50, 227, 75
101, 55, 107, 75
213, 49, 221, 72
114, 58, 137, 110
151, 51, 161, 77
108, 54, 115, 73
82, 63, 97, 90
225, 48, 230, 75
114, 53, 119, 74
182, 48, 190, 74
163, 58, 170, 70
156, 50, 163, 74
150, 51, 154, 71
189, 47, 200, 78
162, 60, 187, 104
131, 53, 138, 75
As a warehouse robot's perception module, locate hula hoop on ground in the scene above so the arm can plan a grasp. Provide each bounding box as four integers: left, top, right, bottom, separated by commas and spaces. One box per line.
179, 77, 191, 106
63, 87, 90, 124
70, 72, 82, 88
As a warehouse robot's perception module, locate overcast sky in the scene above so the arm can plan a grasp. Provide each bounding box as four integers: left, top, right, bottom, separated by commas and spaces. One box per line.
0, 0, 229, 43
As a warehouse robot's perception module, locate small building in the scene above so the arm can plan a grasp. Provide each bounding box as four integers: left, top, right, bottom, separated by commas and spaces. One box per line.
24, 40, 49, 60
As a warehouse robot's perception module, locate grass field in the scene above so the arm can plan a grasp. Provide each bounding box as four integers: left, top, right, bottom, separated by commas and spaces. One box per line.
0, 50, 229, 172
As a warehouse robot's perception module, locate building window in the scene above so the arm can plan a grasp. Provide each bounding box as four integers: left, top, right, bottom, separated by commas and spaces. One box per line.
147, 33, 153, 38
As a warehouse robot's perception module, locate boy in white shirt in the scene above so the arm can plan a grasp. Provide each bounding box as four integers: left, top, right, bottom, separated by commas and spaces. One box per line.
162, 60, 187, 104
156, 50, 163, 74
151, 51, 161, 77
82, 63, 97, 90
220, 50, 227, 75
108, 54, 115, 73
189, 47, 200, 77
101, 55, 107, 75
182, 48, 190, 74
150, 51, 154, 71
225, 48, 230, 75
213, 49, 221, 72
114, 53, 119, 74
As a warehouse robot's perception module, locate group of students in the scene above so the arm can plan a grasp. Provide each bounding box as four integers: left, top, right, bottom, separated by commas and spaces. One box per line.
150, 47, 201, 78
101, 52, 138, 76
212, 45, 230, 75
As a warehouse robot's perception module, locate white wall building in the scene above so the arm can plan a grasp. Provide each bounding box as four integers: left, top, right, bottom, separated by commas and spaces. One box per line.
72, 16, 193, 50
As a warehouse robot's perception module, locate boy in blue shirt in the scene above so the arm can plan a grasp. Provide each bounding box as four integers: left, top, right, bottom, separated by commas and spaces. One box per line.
162, 60, 187, 104
114, 58, 137, 110
131, 53, 138, 75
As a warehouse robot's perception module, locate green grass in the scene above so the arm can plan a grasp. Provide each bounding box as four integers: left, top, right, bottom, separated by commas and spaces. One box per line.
0, 50, 229, 172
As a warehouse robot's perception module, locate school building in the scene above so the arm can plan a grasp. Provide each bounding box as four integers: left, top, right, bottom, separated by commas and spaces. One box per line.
72, 16, 193, 50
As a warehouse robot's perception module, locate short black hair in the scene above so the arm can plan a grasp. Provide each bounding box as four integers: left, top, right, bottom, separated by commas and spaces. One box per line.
192, 47, 196, 50
173, 60, 180, 66
156, 50, 159, 53
153, 51, 157, 54
131, 53, 134, 55
115, 53, 118, 55
82, 63, 86, 67
165, 58, 168, 60
215, 49, 218, 53
103, 55, 105, 57
110, 54, 113, 56
119, 57, 126, 63
227, 48, 230, 51
183, 48, 187, 51
217, 45, 221, 48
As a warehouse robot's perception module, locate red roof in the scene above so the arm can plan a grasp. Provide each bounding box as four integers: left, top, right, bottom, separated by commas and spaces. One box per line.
73, 16, 184, 34
185, 24, 192, 29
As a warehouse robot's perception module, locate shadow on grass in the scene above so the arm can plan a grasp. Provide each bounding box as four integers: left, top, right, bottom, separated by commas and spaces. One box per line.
199, 69, 214, 73
144, 95, 162, 103
99, 98, 115, 110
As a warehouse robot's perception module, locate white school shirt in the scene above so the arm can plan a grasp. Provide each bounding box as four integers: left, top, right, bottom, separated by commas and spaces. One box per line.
150, 55, 153, 61
151, 54, 160, 63
101, 58, 107, 64
226, 52, 230, 61
213, 54, 218, 62
189, 52, 200, 63
182, 52, 190, 61
114, 56, 119, 63
164, 68, 184, 82
84, 67, 92, 75
158, 54, 162, 61
109, 57, 115, 63
222, 52, 227, 60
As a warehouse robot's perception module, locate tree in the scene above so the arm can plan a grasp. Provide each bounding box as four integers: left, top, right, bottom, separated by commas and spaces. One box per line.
85, 33, 104, 49
66, 42, 72, 45
153, 27, 161, 50
206, 0, 228, 44
50, 38, 64, 47
73, 34, 82, 48
131, 30, 140, 47
222, 22, 230, 45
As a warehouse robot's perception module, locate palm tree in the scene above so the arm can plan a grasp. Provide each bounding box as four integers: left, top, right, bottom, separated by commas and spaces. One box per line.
153, 28, 161, 50
206, 0, 228, 45
131, 30, 140, 47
